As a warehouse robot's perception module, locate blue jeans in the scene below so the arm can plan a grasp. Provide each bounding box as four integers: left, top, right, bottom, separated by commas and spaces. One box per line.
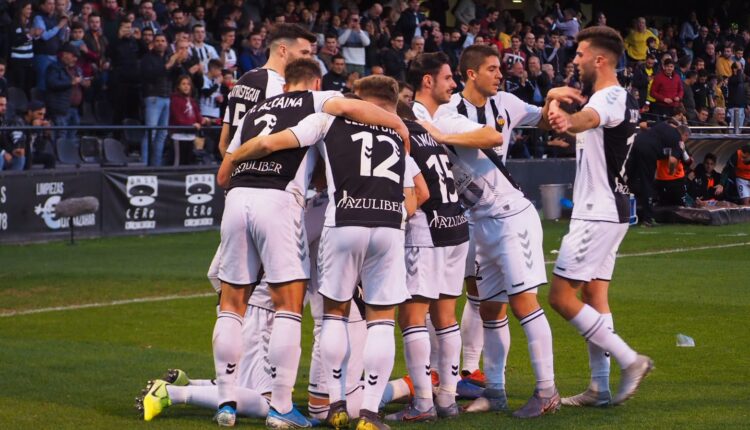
729, 107, 746, 131
34, 55, 57, 92
1, 153, 26, 171
53, 108, 81, 139
141, 96, 170, 166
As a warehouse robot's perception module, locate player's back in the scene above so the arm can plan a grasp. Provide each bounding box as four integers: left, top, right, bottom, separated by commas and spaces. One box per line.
224, 68, 285, 138
227, 90, 339, 198
318, 115, 407, 229
404, 119, 469, 247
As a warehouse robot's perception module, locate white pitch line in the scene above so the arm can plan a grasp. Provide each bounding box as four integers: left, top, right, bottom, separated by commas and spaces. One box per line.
2, 242, 749, 318
543, 241, 750, 265
0, 292, 215, 318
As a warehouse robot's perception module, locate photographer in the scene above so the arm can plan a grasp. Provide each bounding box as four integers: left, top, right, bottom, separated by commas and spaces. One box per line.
337, 12, 369, 76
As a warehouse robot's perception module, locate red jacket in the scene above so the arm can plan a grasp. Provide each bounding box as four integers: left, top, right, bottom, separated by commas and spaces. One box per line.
169, 93, 202, 126
650, 70, 684, 107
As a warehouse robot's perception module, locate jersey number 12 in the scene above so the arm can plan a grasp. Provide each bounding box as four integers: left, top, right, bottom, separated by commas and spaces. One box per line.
353, 131, 400, 183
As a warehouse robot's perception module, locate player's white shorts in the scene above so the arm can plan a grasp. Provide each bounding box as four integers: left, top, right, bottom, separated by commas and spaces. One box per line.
317, 226, 410, 306
238, 304, 274, 394
208, 246, 221, 292
474, 205, 547, 302
464, 220, 477, 279
406, 242, 469, 299
737, 177, 750, 199
553, 219, 629, 282
219, 188, 310, 285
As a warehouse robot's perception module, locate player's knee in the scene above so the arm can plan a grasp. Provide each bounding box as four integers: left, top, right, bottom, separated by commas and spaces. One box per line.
509, 293, 540, 319
478, 301, 505, 321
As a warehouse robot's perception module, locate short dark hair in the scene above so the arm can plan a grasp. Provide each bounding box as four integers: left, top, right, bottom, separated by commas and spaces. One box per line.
459, 45, 499, 80
704, 152, 717, 163
220, 27, 235, 37
171, 8, 184, 16
663, 58, 674, 66
575, 25, 624, 59
353, 75, 399, 107
686, 70, 698, 80
71, 21, 84, 31
208, 59, 223, 70
267, 23, 317, 46
397, 80, 413, 92
407, 52, 451, 92
397, 100, 417, 120
331, 54, 345, 63
192, 23, 204, 32
284, 58, 322, 84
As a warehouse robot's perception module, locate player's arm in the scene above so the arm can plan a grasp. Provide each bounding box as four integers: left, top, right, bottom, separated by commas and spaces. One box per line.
413, 173, 430, 207
218, 123, 231, 157
541, 87, 587, 131
547, 100, 600, 134
418, 119, 502, 149
232, 129, 300, 162
217, 153, 235, 188
323, 97, 410, 148
404, 186, 418, 217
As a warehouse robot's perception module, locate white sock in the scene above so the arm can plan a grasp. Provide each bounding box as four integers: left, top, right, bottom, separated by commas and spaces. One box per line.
588, 313, 613, 392
435, 323, 461, 407
482, 317, 510, 391
167, 385, 269, 417
321, 315, 350, 403
461, 297, 483, 372
519, 308, 555, 395
213, 311, 243, 408
187, 379, 216, 386
402, 325, 433, 411
570, 305, 637, 369
379, 378, 411, 408
361, 320, 396, 413
268, 311, 302, 414
345, 385, 364, 418
425, 313, 439, 372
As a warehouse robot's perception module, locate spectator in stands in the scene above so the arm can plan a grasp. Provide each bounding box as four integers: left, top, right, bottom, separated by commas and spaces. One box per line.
521, 32, 537, 59
170, 74, 207, 164
727, 63, 746, 128
100, 0, 123, 43
8, 1, 37, 97
108, 20, 142, 125
199, 58, 223, 122
505, 60, 533, 104
553, 7, 580, 40
709, 106, 728, 128
716, 44, 735, 78
83, 13, 108, 83
650, 58, 683, 119
381, 32, 406, 81
688, 152, 724, 202
732, 46, 745, 69
691, 106, 710, 126
218, 27, 237, 76
46, 43, 88, 139
396, 0, 431, 46
453, 0, 475, 26
397, 81, 413, 104
502, 35, 525, 72
191, 24, 218, 73
692, 70, 712, 111
543, 30, 565, 75
238, 31, 266, 74
165, 8, 190, 42
526, 55, 550, 106
133, 1, 159, 35
722, 144, 750, 205
337, 12, 369, 76
20, 100, 55, 169
632, 54, 657, 108
462, 19, 481, 48
318, 33, 339, 71
404, 36, 424, 65
702, 42, 717, 74
322, 54, 347, 92
682, 70, 698, 121
0, 95, 26, 171
625, 17, 658, 63
139, 33, 177, 166
33, 0, 68, 92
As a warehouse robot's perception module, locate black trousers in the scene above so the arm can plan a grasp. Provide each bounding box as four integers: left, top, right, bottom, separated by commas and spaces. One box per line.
655, 178, 688, 206
627, 145, 658, 222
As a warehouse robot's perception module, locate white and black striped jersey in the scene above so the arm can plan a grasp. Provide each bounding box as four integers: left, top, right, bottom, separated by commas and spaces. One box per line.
404, 119, 469, 247
434, 92, 541, 219
573, 85, 639, 223
226, 90, 342, 199
290, 113, 409, 230
223, 68, 285, 139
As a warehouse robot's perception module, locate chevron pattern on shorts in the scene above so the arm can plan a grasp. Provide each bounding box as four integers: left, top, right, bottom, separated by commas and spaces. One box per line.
293, 217, 307, 261
406, 247, 419, 276
576, 228, 592, 263
518, 229, 533, 269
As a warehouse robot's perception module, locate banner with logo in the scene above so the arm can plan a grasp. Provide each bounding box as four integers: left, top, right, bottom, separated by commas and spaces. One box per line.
102, 169, 223, 235
0, 171, 101, 242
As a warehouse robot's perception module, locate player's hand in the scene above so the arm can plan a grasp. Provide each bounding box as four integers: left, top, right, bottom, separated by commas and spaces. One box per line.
715, 184, 724, 195
546, 86, 586, 105
12, 148, 25, 157
548, 100, 571, 133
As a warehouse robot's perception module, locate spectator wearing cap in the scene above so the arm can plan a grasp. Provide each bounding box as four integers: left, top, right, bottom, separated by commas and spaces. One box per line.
337, 12, 369, 76
46, 43, 89, 139
32, 0, 68, 92
625, 17, 659, 63
396, 0, 431, 46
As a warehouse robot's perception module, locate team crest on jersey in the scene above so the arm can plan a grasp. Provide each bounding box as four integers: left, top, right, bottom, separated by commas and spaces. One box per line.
496, 116, 506, 128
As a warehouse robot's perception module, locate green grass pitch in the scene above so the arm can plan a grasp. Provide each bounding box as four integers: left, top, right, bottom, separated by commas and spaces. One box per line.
1, 221, 749, 429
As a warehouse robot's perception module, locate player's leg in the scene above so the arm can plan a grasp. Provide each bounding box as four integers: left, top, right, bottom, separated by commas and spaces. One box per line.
430, 296, 462, 416
561, 279, 613, 407
461, 223, 485, 382
385, 297, 435, 422
550, 220, 653, 406
358, 305, 398, 430
164, 385, 270, 418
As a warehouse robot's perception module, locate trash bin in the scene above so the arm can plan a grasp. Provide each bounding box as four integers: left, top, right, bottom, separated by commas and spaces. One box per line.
539, 184, 571, 220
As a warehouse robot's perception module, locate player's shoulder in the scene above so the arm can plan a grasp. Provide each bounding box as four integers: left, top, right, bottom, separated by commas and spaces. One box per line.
236, 68, 268, 86
404, 118, 427, 134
